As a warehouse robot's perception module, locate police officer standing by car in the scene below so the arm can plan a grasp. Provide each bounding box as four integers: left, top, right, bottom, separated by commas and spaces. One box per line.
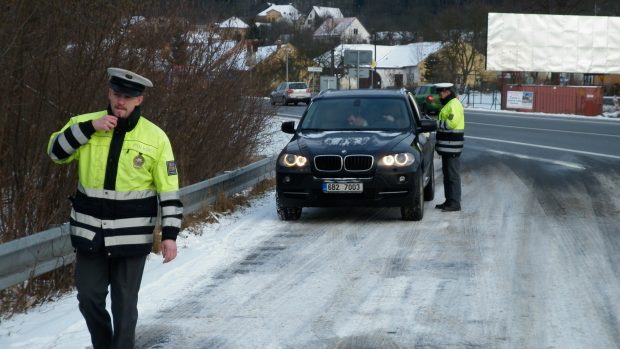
47, 67, 183, 349
434, 83, 464, 212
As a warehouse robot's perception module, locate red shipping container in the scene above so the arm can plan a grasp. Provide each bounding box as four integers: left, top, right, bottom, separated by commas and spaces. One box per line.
501, 85, 603, 116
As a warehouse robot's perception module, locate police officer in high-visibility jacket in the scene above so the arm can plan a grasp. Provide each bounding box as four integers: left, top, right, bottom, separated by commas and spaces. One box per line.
47, 67, 183, 349
434, 82, 464, 212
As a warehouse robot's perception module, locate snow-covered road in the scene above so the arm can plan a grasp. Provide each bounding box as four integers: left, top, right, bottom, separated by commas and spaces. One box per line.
1, 113, 619, 348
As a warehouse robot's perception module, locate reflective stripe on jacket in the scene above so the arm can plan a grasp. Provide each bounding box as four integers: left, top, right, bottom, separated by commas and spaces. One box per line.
436, 97, 465, 156
48, 108, 183, 257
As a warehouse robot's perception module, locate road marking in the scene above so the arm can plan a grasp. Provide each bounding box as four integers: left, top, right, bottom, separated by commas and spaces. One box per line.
277, 113, 301, 119
467, 136, 620, 161
468, 121, 620, 138
467, 144, 584, 169
473, 147, 585, 169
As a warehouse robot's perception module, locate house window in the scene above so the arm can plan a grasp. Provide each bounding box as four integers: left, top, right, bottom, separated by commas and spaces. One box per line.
394, 74, 403, 87
353, 28, 358, 35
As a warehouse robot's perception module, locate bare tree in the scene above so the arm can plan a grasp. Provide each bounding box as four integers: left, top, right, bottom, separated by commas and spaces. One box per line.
1, 0, 276, 316
427, 1, 489, 90
0, 0, 273, 239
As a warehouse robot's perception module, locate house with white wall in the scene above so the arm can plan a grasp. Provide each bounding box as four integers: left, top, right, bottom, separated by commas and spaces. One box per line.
255, 3, 301, 25
315, 42, 443, 89
303, 6, 343, 30
217, 17, 249, 39
313, 18, 370, 44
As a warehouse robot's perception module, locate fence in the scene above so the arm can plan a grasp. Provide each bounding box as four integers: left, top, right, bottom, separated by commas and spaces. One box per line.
460, 90, 502, 110
0, 155, 277, 291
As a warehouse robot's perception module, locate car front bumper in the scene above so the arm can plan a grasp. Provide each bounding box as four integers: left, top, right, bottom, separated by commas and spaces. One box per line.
276, 170, 419, 208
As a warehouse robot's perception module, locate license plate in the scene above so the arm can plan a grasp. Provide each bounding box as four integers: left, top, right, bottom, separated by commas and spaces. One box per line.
322, 182, 363, 193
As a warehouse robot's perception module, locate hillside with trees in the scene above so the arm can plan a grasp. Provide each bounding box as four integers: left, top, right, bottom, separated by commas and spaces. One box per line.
186, 0, 620, 37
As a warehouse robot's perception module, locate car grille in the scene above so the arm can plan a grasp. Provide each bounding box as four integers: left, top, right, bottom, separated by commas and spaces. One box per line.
314, 155, 373, 172
314, 155, 342, 172
344, 155, 373, 171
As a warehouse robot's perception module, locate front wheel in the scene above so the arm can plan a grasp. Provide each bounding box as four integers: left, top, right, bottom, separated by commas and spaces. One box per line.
276, 194, 302, 221
401, 170, 424, 221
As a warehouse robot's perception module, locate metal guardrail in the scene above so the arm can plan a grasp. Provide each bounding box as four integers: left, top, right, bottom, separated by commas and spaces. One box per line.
0, 155, 277, 290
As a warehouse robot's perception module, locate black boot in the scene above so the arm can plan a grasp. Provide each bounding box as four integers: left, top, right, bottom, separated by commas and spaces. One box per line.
435, 201, 448, 209
441, 201, 461, 212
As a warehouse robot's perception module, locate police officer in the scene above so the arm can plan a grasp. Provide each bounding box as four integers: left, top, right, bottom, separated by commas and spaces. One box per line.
47, 67, 183, 349
434, 82, 464, 212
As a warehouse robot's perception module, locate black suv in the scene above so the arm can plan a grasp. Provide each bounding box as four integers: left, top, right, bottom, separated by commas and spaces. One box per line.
275, 88, 437, 221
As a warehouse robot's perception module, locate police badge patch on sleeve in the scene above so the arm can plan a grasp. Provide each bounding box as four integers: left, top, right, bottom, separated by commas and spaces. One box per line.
166, 161, 178, 176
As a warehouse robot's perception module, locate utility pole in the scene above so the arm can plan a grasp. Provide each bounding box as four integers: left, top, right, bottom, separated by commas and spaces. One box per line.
356, 50, 360, 89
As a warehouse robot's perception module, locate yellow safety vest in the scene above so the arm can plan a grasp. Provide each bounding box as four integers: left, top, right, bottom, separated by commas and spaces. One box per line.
436, 97, 465, 156
48, 109, 183, 257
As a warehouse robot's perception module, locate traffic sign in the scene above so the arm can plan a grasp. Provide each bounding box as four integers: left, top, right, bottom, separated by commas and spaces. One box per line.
348, 68, 370, 78
343, 50, 373, 66
308, 66, 323, 72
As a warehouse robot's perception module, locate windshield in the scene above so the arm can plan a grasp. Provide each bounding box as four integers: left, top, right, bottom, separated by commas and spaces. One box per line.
300, 97, 412, 131
288, 83, 308, 89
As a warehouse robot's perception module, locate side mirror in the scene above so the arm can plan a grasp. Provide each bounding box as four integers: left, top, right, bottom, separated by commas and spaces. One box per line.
418, 119, 437, 133
281, 121, 296, 134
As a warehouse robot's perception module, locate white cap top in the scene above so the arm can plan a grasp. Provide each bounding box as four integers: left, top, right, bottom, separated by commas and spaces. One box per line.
107, 67, 153, 87
107, 67, 153, 96
435, 82, 454, 89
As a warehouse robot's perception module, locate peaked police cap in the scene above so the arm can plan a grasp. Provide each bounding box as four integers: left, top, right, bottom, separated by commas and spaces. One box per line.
435, 82, 454, 92
107, 67, 153, 97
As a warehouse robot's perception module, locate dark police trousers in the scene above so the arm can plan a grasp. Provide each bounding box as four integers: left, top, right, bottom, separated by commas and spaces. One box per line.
75, 250, 147, 349
441, 154, 461, 205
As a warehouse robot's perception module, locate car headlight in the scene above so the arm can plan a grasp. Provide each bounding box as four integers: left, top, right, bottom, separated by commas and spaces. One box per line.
379, 152, 415, 167
279, 153, 308, 168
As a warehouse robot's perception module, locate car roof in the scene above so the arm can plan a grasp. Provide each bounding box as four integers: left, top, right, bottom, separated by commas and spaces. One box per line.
314, 88, 409, 100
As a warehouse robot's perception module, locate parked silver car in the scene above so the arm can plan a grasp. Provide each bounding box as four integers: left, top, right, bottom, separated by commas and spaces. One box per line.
270, 82, 311, 106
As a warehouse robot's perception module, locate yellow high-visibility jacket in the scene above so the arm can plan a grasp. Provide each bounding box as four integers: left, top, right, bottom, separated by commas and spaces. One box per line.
48, 107, 183, 257
436, 97, 465, 156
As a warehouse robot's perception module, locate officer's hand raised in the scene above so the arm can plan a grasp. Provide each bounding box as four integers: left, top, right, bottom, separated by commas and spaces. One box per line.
92, 115, 118, 132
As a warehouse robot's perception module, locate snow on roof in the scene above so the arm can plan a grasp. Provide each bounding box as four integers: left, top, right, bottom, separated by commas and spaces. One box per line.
257, 4, 301, 22
383, 42, 443, 67
218, 16, 249, 29
224, 44, 279, 71
313, 17, 356, 36
186, 30, 221, 44
375, 31, 415, 42
311, 6, 343, 19
255, 45, 278, 64
316, 42, 443, 69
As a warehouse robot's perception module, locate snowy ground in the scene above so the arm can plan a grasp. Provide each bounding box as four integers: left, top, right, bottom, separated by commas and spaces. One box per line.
0, 104, 616, 349
0, 115, 293, 349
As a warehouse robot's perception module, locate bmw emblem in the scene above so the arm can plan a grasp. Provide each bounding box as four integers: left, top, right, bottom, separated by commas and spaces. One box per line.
341, 149, 347, 155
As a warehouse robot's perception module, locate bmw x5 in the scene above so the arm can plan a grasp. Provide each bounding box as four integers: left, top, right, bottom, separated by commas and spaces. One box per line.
275, 88, 437, 221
